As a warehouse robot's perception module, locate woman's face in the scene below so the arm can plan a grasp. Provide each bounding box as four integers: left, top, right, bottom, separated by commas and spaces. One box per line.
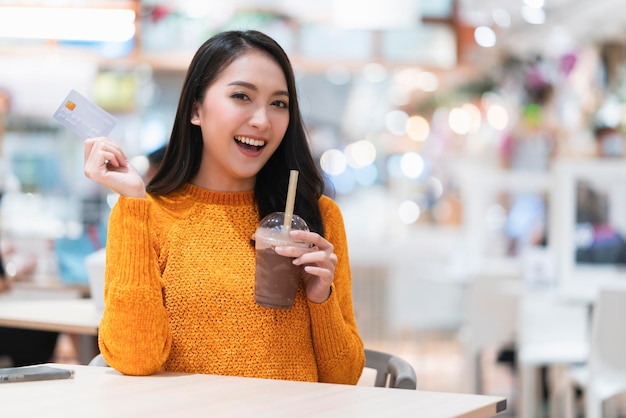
190, 50, 290, 192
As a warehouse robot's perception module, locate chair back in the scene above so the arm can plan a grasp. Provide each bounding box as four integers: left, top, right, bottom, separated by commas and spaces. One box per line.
464, 273, 520, 352
461, 273, 520, 393
591, 287, 626, 380
518, 291, 589, 364
364, 349, 417, 390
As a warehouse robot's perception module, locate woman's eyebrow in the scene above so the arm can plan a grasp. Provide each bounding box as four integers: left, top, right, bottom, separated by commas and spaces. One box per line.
228, 80, 289, 97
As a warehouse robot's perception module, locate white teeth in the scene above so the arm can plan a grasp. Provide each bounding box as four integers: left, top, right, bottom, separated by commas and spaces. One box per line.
235, 136, 265, 147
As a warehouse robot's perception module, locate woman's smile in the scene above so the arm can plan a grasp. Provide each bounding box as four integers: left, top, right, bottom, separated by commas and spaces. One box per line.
234, 135, 266, 155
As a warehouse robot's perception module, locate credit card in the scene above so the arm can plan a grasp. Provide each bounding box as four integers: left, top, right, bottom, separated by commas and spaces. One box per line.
53, 89, 118, 139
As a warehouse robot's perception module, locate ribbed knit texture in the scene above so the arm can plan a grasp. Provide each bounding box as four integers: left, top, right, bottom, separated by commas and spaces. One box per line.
98, 183, 364, 384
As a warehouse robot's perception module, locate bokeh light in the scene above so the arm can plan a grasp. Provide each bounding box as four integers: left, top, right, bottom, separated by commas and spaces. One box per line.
320, 148, 347, 176
463, 103, 482, 133
449, 107, 472, 135
400, 152, 424, 179
492, 8, 511, 28
406, 115, 430, 142
326, 64, 351, 85
362, 62, 387, 83
398, 200, 421, 224
474, 26, 497, 48
345, 140, 377, 168
487, 104, 509, 130
385, 109, 410, 136
416, 71, 439, 92
521, 5, 546, 25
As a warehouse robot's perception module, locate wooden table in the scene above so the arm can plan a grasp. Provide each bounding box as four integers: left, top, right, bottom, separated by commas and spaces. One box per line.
0, 364, 507, 417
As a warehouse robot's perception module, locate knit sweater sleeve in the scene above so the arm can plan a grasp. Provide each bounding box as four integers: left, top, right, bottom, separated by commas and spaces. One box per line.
308, 196, 365, 384
98, 196, 172, 375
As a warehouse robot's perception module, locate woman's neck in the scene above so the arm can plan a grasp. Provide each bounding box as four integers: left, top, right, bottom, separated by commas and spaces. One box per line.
191, 173, 255, 192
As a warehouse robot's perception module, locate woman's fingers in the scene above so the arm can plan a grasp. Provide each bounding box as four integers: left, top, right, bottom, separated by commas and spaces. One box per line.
273, 230, 337, 303
83, 137, 147, 198
289, 230, 332, 251
273, 230, 335, 266
84, 137, 127, 174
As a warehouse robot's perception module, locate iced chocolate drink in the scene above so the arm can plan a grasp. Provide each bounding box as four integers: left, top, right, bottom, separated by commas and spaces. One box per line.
254, 212, 310, 309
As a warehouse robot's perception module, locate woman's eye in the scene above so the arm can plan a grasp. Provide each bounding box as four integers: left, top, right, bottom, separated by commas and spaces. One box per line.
273, 100, 288, 109
232, 93, 250, 101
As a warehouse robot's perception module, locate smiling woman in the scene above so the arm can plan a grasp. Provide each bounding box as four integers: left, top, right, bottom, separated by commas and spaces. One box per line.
82, 30, 365, 384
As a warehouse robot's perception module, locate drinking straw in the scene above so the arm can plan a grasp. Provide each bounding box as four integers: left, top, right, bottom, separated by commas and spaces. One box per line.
283, 170, 299, 234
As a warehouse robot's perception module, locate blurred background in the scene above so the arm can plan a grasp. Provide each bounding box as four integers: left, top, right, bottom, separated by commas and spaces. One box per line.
1, 0, 626, 416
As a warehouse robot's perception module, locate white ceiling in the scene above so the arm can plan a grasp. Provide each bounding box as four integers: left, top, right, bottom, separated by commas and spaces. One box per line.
459, 0, 626, 57
147, 1, 626, 60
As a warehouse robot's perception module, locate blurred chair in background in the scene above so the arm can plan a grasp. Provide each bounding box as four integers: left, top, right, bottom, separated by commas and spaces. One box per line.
566, 286, 626, 418
459, 272, 520, 395
517, 291, 589, 418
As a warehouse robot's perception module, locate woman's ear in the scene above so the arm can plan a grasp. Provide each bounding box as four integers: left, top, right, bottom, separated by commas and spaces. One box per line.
190, 101, 201, 126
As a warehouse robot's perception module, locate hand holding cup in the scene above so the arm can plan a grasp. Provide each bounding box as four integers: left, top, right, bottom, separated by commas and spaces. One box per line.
275, 229, 337, 304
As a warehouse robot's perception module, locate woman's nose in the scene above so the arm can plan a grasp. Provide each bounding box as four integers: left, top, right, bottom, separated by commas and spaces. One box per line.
249, 106, 269, 129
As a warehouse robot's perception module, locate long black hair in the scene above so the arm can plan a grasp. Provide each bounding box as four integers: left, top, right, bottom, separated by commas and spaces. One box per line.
147, 30, 325, 236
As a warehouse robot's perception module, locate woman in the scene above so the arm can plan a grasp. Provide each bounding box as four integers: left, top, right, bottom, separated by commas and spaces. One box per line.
83, 30, 364, 384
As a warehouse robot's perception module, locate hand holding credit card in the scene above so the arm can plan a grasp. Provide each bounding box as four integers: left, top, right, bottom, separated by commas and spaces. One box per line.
53, 89, 118, 139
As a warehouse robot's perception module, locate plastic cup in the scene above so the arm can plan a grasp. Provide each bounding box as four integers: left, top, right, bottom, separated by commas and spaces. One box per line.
254, 212, 311, 309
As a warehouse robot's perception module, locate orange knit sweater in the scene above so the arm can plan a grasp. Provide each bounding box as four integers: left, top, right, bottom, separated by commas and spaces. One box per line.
99, 183, 364, 384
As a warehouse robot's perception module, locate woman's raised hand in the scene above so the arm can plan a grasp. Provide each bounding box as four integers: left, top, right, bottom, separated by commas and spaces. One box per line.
84, 137, 147, 198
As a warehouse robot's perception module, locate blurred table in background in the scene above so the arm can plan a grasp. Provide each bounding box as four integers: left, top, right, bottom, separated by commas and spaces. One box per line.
0, 296, 101, 364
